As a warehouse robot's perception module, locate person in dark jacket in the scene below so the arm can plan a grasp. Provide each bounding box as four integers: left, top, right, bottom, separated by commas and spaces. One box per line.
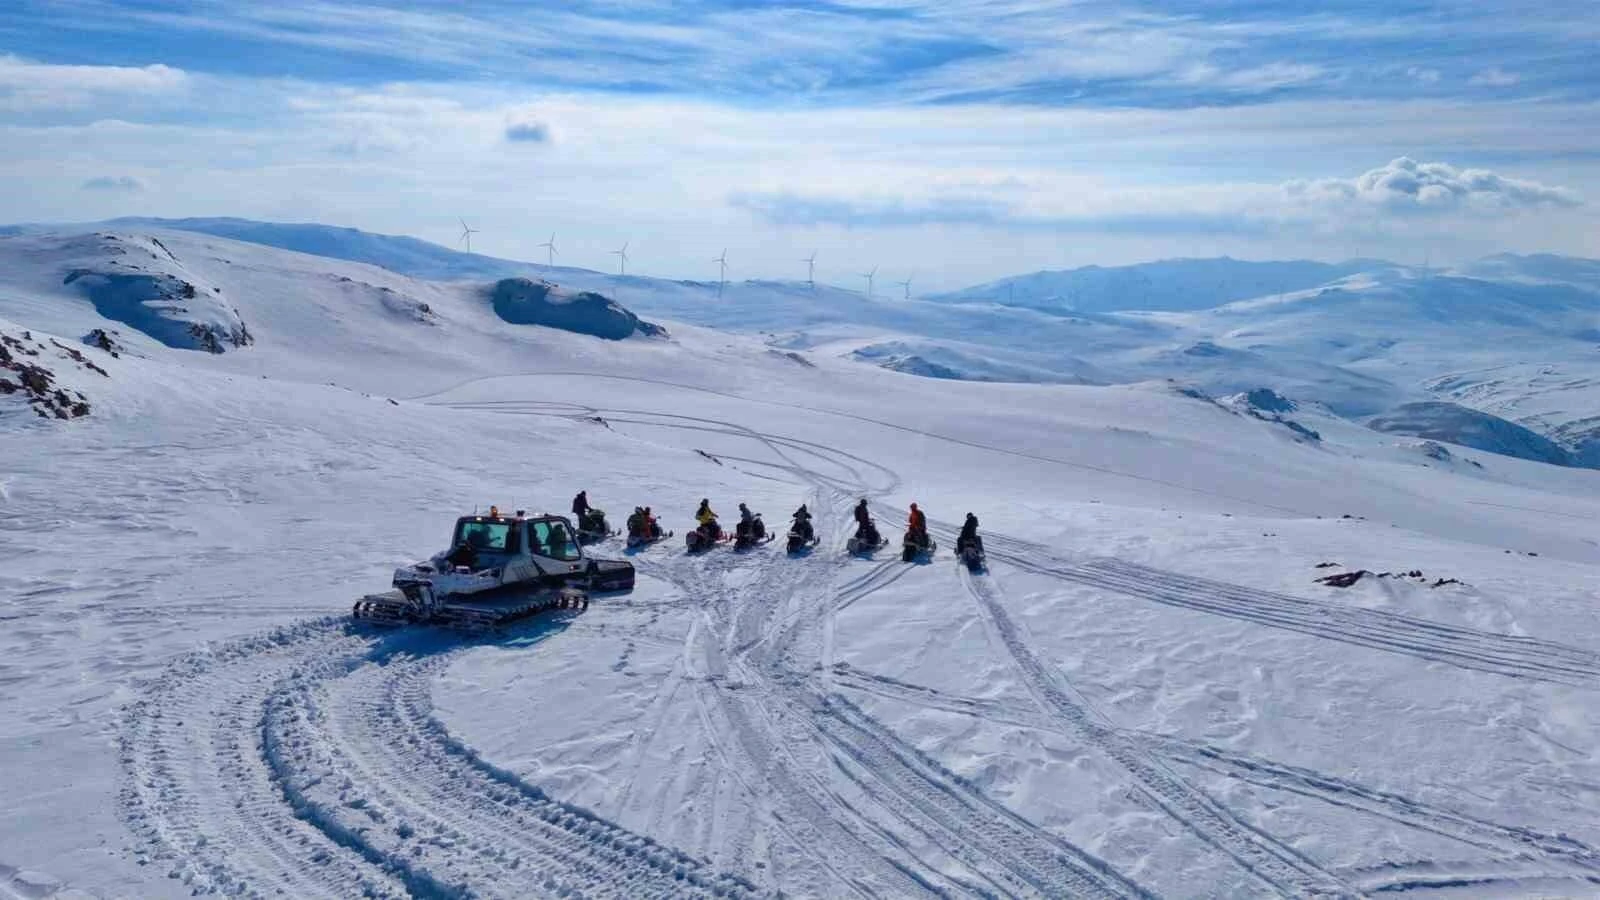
572, 491, 590, 517
852, 498, 875, 542
957, 512, 983, 556
791, 504, 813, 541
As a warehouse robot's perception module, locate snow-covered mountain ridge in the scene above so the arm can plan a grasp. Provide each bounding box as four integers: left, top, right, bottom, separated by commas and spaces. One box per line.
2, 225, 1598, 898
26, 217, 1592, 469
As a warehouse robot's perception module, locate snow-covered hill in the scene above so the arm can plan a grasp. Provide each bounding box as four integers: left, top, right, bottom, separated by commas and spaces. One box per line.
928, 257, 1387, 313
2, 226, 1599, 898
61, 218, 1599, 470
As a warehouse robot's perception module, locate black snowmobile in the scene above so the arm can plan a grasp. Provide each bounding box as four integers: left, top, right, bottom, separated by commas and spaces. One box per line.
786, 512, 818, 554
734, 513, 770, 550
902, 529, 937, 562
956, 537, 985, 572
576, 508, 614, 544
846, 520, 887, 555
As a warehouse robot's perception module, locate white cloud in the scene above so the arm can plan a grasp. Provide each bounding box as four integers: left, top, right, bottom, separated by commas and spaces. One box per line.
1407, 66, 1441, 84
1468, 67, 1520, 87
0, 55, 187, 111
1284, 157, 1579, 213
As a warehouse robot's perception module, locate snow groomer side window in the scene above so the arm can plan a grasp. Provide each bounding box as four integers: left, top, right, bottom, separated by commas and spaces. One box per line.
455, 519, 513, 553
531, 519, 582, 561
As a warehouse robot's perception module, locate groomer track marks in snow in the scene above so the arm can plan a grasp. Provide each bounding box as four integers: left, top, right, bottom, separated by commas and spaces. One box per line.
119, 618, 758, 899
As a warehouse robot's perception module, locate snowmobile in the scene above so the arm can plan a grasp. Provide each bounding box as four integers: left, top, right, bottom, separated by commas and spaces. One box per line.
846, 520, 887, 555
686, 520, 729, 553
734, 513, 771, 550
625, 515, 671, 548
956, 537, 986, 572
576, 508, 615, 544
902, 529, 937, 562
353, 509, 634, 630
786, 515, 818, 554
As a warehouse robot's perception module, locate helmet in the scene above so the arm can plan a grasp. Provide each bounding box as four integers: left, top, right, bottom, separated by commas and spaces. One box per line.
700, 498, 709, 505
910, 502, 918, 510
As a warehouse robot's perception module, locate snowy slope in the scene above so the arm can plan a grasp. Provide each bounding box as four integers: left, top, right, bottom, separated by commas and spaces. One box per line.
928, 257, 1386, 313
2, 228, 1600, 899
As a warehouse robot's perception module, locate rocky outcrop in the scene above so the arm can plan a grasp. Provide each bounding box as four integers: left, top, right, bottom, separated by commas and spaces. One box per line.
64, 256, 252, 354
0, 330, 101, 419
489, 278, 665, 340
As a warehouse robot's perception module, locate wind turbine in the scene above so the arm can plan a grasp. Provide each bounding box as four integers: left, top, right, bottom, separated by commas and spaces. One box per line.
895, 271, 914, 300
860, 265, 877, 299
713, 248, 728, 296
539, 232, 557, 268
803, 250, 817, 290
610, 241, 629, 277
458, 218, 479, 254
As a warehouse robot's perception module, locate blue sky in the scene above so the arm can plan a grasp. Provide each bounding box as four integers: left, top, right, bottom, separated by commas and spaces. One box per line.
2, 0, 1596, 286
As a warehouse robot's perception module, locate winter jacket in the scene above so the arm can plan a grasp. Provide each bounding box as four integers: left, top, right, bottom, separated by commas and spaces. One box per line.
907, 508, 927, 534
696, 504, 718, 525
959, 516, 979, 544
572, 493, 590, 515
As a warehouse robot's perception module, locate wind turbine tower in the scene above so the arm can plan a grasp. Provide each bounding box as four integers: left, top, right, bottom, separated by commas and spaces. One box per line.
458, 219, 480, 254
610, 241, 629, 277
861, 265, 877, 300
713, 248, 728, 296
539, 232, 557, 268
896, 271, 914, 301
803, 250, 817, 290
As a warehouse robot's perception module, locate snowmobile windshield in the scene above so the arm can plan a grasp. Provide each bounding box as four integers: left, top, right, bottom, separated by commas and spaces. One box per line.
530, 519, 582, 561
453, 519, 514, 553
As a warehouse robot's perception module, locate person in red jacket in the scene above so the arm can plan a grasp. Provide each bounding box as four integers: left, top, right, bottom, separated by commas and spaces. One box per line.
907, 503, 928, 545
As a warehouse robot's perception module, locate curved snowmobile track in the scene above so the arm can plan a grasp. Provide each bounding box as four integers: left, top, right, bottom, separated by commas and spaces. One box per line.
415, 383, 1599, 897
638, 492, 1154, 899
119, 619, 759, 899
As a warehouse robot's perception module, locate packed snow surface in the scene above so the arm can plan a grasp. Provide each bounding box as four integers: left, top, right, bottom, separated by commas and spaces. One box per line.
2, 228, 1599, 899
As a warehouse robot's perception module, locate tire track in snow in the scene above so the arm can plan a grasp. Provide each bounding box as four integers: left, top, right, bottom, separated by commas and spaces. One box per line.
959, 568, 1357, 898
456, 402, 1151, 896
118, 619, 409, 898
119, 618, 760, 899
831, 665, 1600, 889
650, 492, 1151, 899
987, 542, 1600, 688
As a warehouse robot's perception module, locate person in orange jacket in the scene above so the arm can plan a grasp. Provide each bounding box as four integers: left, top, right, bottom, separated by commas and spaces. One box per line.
907, 502, 928, 545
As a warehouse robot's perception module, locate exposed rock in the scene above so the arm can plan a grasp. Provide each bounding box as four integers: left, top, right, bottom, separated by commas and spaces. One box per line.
489, 278, 665, 340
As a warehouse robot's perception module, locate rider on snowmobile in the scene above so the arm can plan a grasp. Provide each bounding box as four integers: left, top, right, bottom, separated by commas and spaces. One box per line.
957, 512, 983, 556
626, 506, 646, 537
573, 491, 590, 517
696, 499, 720, 539
907, 503, 928, 546
643, 506, 661, 538
791, 504, 814, 541
852, 498, 877, 544
737, 502, 759, 540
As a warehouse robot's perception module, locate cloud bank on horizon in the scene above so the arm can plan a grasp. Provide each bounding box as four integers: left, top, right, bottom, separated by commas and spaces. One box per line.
0, 0, 1596, 287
